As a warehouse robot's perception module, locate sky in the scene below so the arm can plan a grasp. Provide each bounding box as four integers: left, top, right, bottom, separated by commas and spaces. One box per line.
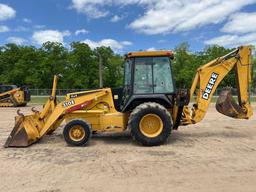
0, 0, 256, 53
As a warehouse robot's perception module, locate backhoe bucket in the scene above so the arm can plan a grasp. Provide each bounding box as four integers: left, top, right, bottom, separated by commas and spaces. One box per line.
4, 114, 40, 147
215, 88, 245, 118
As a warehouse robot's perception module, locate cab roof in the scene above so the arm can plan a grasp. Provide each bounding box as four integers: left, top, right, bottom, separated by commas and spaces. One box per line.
126, 50, 174, 58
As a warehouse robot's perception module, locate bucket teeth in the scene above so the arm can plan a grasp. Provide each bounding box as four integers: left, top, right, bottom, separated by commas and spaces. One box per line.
17, 109, 25, 117
215, 87, 245, 118
31, 107, 39, 114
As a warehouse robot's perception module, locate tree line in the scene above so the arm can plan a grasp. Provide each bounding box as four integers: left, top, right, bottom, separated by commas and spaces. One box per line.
0, 42, 255, 90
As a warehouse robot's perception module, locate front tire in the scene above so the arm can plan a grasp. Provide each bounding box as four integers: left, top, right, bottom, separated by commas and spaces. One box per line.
128, 102, 172, 146
63, 120, 91, 146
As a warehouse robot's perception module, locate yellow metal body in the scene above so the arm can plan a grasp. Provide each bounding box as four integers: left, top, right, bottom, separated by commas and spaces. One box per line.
4, 76, 126, 147
181, 46, 253, 125
0, 88, 28, 107
4, 46, 253, 147
64, 89, 125, 132
127, 50, 173, 57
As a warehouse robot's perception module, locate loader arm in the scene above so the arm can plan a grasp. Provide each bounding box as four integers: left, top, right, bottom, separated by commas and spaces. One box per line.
38, 89, 108, 137
181, 46, 253, 125
4, 75, 110, 147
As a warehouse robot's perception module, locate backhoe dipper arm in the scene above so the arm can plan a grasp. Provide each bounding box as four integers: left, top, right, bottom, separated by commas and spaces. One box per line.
39, 75, 59, 120
182, 46, 253, 125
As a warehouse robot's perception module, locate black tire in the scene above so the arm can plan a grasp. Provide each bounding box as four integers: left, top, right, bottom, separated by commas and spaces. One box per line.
128, 102, 172, 146
46, 129, 55, 135
92, 131, 98, 135
63, 120, 91, 146
18, 103, 27, 107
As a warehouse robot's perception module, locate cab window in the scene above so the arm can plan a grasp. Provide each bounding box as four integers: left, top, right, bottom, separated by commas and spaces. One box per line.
134, 57, 153, 94
124, 58, 132, 87
133, 56, 174, 94
153, 57, 174, 93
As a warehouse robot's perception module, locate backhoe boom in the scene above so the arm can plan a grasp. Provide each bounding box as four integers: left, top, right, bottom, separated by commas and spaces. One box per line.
181, 46, 253, 125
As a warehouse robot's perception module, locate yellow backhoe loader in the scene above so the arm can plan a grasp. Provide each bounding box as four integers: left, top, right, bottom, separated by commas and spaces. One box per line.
4, 46, 253, 147
0, 85, 30, 107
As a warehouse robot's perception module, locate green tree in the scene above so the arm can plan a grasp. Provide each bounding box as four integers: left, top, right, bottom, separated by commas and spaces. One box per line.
104, 54, 124, 87
66, 42, 98, 89
0, 44, 23, 85
173, 43, 235, 89
39, 42, 69, 88
0, 41, 246, 92
94, 46, 123, 88
172, 43, 198, 88
12, 46, 42, 88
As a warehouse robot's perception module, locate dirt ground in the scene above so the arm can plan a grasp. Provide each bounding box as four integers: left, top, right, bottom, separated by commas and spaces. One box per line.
0, 104, 256, 192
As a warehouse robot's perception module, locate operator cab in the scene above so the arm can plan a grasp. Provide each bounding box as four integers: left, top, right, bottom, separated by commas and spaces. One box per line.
119, 50, 175, 112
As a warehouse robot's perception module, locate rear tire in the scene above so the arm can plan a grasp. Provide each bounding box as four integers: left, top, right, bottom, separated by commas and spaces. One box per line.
128, 102, 172, 146
63, 120, 91, 146
18, 103, 27, 107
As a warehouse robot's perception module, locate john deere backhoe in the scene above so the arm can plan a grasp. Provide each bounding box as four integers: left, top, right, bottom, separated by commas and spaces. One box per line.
0, 85, 30, 107
4, 46, 253, 147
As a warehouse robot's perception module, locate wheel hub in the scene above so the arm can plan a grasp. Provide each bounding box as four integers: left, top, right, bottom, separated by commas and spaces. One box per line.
69, 125, 86, 141
139, 114, 163, 138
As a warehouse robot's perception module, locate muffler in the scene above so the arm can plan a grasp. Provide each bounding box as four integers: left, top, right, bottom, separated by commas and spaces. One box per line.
215, 87, 246, 118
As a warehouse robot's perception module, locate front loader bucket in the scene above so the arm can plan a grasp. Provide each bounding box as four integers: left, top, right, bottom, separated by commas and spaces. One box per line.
215, 88, 245, 118
4, 115, 40, 147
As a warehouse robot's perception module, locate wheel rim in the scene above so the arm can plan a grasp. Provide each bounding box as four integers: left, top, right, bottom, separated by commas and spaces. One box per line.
69, 125, 86, 142
139, 114, 163, 138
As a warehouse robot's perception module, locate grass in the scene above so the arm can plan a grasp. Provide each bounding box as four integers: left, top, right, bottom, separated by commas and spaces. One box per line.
30, 96, 65, 104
